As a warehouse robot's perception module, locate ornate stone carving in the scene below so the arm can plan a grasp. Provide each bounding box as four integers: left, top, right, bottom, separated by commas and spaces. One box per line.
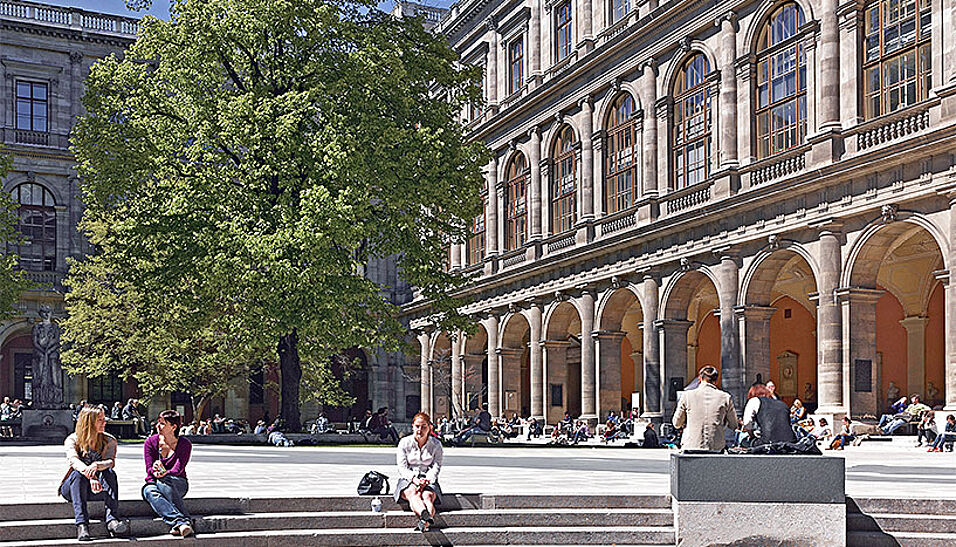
32, 304, 63, 409
678, 38, 691, 54
881, 203, 899, 223
679, 257, 693, 272
69, 51, 83, 65
554, 290, 568, 302
610, 276, 625, 289
768, 234, 780, 250
611, 76, 622, 94
555, 111, 564, 127
485, 16, 497, 31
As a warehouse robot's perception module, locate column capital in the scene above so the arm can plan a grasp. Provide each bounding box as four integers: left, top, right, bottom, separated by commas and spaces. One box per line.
485, 16, 497, 31
810, 218, 845, 235
578, 95, 593, 110
654, 318, 693, 332
592, 329, 627, 341
834, 286, 884, 303
541, 339, 573, 349
496, 347, 524, 357
640, 57, 658, 76
899, 315, 930, 331
733, 305, 777, 320
717, 11, 738, 30
934, 269, 950, 285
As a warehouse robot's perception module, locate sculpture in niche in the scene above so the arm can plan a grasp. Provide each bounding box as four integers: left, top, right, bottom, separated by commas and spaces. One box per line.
32, 304, 64, 409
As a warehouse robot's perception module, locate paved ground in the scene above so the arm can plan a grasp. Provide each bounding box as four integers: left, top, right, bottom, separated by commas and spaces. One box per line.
2, 437, 954, 504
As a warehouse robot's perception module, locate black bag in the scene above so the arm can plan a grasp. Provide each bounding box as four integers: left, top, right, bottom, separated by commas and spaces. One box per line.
357, 471, 390, 495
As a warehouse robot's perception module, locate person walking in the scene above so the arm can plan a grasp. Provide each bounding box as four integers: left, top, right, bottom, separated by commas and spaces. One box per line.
60, 405, 129, 541
142, 410, 194, 537
672, 366, 738, 451
396, 412, 443, 532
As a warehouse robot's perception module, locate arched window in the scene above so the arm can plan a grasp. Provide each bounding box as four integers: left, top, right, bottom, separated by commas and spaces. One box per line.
605, 94, 638, 213
756, 3, 807, 159
13, 183, 56, 271
552, 126, 577, 234
673, 54, 713, 189
505, 154, 528, 250
863, 0, 932, 119
466, 209, 485, 266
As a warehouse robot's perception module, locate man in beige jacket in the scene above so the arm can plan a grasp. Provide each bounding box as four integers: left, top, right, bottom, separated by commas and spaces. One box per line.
672, 366, 739, 451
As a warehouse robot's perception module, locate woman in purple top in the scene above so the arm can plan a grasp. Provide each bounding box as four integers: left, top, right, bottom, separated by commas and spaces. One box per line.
142, 410, 194, 537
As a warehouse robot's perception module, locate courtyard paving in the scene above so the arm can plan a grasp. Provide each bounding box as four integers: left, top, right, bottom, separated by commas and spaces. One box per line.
1, 438, 953, 504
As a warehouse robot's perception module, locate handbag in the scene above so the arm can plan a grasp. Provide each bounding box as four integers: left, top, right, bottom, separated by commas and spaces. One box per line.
357, 470, 390, 496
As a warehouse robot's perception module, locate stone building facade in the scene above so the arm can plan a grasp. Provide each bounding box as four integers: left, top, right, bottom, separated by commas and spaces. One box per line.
0, 1, 415, 424
404, 0, 956, 425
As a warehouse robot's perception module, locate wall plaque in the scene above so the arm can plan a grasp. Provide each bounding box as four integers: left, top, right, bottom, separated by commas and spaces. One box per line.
854, 359, 872, 392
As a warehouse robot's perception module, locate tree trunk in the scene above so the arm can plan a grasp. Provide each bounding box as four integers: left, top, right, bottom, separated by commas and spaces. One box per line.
191, 395, 209, 423
278, 329, 302, 432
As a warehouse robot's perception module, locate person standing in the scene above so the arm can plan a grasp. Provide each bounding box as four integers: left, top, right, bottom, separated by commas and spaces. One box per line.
397, 412, 443, 532
672, 366, 738, 451
60, 406, 129, 541
142, 410, 194, 537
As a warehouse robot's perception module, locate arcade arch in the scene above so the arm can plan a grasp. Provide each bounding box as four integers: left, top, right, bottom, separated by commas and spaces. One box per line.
543, 301, 582, 422
462, 324, 490, 412
597, 288, 644, 418
499, 313, 531, 418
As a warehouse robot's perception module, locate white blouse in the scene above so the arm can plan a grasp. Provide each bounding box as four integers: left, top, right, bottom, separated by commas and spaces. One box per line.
396, 434, 443, 484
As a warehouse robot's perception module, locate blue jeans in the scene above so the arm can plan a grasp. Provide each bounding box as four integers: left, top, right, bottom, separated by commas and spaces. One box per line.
142, 476, 190, 527
882, 418, 908, 435
932, 432, 956, 449
60, 469, 120, 525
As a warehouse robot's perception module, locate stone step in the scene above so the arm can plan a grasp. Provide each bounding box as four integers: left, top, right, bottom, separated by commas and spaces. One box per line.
0, 508, 674, 542
848, 497, 956, 516
848, 530, 956, 547
0, 494, 668, 522
848, 512, 956, 534
0, 525, 676, 546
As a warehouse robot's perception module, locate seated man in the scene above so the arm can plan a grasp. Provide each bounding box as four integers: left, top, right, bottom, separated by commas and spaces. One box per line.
878, 396, 910, 429
642, 422, 661, 448
571, 420, 590, 444
880, 394, 931, 435
453, 404, 493, 444
929, 414, 956, 452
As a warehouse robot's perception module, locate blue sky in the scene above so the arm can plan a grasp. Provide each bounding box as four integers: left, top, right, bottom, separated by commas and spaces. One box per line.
41, 0, 457, 19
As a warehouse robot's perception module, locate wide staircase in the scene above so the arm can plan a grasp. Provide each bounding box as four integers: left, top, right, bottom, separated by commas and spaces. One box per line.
848, 497, 956, 546
0, 494, 675, 546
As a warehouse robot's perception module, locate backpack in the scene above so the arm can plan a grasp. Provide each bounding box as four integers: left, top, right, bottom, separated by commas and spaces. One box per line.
357, 471, 390, 496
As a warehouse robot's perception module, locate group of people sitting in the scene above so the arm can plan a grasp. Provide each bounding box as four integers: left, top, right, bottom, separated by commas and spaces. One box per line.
875, 394, 956, 451
62, 405, 194, 541
0, 396, 24, 437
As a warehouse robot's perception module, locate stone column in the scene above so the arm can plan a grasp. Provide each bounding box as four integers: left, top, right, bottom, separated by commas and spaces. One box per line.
900, 316, 929, 398
630, 349, 644, 395
580, 97, 595, 221
529, 127, 543, 239
581, 0, 594, 47
656, 319, 693, 418
640, 61, 658, 196
818, 0, 840, 131
838, 3, 862, 128
816, 226, 845, 415
837, 288, 883, 417
530, 0, 541, 84
594, 330, 626, 419
462, 353, 485, 411
451, 332, 463, 418
717, 253, 743, 409
540, 158, 551, 237
735, 57, 754, 166
717, 13, 738, 169
543, 340, 571, 422
496, 182, 506, 254
943, 274, 956, 410
486, 19, 498, 108
486, 158, 499, 256
592, 130, 604, 217
529, 303, 544, 420
579, 289, 597, 420
735, 306, 777, 388
418, 332, 431, 416
498, 348, 524, 416
484, 315, 500, 416
642, 274, 662, 418
655, 99, 670, 193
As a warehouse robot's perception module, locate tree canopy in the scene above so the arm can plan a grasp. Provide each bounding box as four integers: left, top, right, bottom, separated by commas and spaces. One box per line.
63, 0, 486, 429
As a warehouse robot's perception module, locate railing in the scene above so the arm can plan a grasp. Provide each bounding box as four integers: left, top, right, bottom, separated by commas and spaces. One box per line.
24, 270, 64, 289
599, 9, 639, 43
749, 147, 807, 186
664, 181, 711, 215
500, 250, 526, 268
499, 85, 527, 112
0, 0, 139, 36
546, 234, 575, 253
14, 129, 48, 146
597, 209, 637, 236
855, 105, 931, 151
545, 52, 577, 80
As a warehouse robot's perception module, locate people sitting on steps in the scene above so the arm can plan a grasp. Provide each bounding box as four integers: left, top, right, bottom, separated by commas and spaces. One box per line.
396, 411, 443, 533
368, 407, 400, 444
877, 396, 911, 430
828, 417, 854, 450
142, 410, 195, 538
929, 414, 956, 452
452, 404, 493, 445
880, 394, 931, 435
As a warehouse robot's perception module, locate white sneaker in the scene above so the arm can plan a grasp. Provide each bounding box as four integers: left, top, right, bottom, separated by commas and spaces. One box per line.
179, 524, 194, 538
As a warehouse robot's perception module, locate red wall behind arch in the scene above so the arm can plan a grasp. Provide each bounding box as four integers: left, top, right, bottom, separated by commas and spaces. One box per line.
696, 312, 720, 378
769, 296, 817, 405
877, 290, 907, 399
925, 283, 945, 405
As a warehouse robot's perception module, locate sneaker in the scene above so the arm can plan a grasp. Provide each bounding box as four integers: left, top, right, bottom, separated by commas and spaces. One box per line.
415, 519, 427, 533
170, 525, 182, 536
107, 519, 130, 537
179, 523, 194, 538
77, 524, 92, 542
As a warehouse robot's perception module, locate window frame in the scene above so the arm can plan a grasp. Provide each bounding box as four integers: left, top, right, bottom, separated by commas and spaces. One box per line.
605, 94, 639, 214
505, 155, 528, 251
610, 0, 632, 24
755, 3, 809, 159
12, 183, 56, 272
862, 0, 932, 120
508, 37, 525, 95
672, 54, 714, 190
551, 125, 578, 234
555, 0, 573, 61
466, 208, 486, 266
15, 80, 49, 133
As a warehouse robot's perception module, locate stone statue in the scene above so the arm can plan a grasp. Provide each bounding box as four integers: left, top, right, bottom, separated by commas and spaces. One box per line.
887, 381, 900, 404
31, 304, 63, 409
927, 381, 940, 402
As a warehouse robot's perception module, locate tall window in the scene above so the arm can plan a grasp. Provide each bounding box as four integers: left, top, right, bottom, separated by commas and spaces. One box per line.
673, 54, 713, 189
555, 1, 573, 61
863, 0, 932, 119
605, 94, 638, 213
552, 126, 577, 234
509, 38, 524, 94
13, 183, 56, 271
611, 0, 632, 23
16, 81, 48, 132
756, 4, 807, 159
505, 154, 528, 250
466, 210, 486, 265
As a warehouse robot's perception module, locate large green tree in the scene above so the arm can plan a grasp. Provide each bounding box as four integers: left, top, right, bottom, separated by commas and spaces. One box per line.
64, 0, 485, 430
